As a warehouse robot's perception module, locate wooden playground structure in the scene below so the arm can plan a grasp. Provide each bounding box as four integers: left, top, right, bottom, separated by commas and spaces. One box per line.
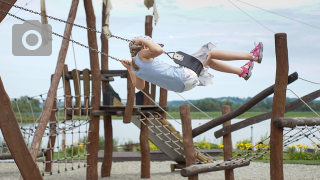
0, 1, 320, 180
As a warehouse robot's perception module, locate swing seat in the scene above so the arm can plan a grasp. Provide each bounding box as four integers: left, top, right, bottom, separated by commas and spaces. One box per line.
173, 51, 203, 77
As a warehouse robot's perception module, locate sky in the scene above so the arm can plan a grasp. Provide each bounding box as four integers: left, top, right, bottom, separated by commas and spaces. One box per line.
0, 0, 319, 102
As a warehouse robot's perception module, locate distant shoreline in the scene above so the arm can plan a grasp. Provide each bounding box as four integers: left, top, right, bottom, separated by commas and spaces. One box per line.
18, 111, 320, 123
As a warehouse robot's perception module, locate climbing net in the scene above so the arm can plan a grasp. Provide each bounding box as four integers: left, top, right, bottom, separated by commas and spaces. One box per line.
0, 94, 92, 177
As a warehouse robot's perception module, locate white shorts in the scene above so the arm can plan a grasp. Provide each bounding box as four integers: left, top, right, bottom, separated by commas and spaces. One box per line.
182, 67, 200, 92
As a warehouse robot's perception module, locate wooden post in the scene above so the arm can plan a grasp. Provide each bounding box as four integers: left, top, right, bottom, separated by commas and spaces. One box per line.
100, 0, 113, 176
145, 15, 156, 105
138, 14, 154, 179
123, 72, 135, 123
45, 75, 57, 172
0, 77, 43, 180
180, 104, 198, 180
63, 65, 73, 120
27, 0, 79, 164
83, 0, 101, 179
270, 33, 289, 180
0, 0, 17, 22
222, 105, 234, 180
140, 117, 150, 178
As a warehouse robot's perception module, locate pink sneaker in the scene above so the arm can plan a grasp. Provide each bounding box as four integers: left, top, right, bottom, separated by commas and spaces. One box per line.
239, 61, 254, 81
250, 42, 263, 63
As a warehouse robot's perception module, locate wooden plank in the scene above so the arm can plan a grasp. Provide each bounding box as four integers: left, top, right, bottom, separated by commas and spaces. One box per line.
159, 88, 168, 119
143, 81, 150, 105
181, 161, 250, 177
27, 0, 79, 166
83, 69, 90, 109
214, 89, 320, 138
72, 69, 81, 116
63, 65, 73, 120
270, 33, 288, 180
45, 76, 57, 172
222, 105, 234, 180
83, 0, 101, 179
180, 105, 198, 180
0, 0, 17, 23
150, 84, 156, 105
192, 72, 298, 138
0, 77, 43, 180
123, 71, 135, 123
273, 117, 320, 128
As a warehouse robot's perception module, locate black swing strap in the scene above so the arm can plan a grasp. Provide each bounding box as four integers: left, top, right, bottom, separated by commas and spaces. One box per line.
172, 51, 203, 77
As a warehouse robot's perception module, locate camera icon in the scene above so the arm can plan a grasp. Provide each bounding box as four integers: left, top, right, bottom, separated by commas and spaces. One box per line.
12, 20, 52, 56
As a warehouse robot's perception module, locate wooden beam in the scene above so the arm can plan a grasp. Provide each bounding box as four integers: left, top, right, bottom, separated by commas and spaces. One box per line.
192, 72, 298, 138
0, 77, 43, 180
64, 73, 114, 81
181, 161, 250, 177
0, 0, 17, 23
180, 105, 198, 180
27, 0, 79, 165
221, 105, 234, 180
273, 117, 320, 128
214, 89, 320, 138
83, 0, 101, 179
270, 33, 289, 180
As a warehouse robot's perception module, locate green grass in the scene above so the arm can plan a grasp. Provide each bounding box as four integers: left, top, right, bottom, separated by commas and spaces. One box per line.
37, 151, 87, 161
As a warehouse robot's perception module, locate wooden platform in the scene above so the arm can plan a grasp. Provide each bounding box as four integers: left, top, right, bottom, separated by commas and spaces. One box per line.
97, 150, 222, 162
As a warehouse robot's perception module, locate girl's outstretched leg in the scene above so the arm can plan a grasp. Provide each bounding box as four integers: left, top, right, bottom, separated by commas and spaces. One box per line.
204, 59, 251, 79
206, 50, 252, 61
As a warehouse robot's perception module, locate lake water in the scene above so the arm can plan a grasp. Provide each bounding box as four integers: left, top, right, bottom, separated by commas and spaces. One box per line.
0, 119, 314, 151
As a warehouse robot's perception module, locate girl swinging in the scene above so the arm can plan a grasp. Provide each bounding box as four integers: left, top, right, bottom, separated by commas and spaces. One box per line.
121, 36, 263, 93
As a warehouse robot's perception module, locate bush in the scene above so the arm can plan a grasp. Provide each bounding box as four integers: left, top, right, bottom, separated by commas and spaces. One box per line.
137, 141, 159, 151
66, 145, 79, 157
235, 138, 252, 150
285, 143, 320, 160
123, 140, 136, 152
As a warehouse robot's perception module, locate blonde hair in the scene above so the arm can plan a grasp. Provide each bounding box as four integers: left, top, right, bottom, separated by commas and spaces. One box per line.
129, 42, 143, 70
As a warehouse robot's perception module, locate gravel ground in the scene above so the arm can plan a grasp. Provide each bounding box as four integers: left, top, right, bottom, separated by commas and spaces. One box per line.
0, 161, 320, 180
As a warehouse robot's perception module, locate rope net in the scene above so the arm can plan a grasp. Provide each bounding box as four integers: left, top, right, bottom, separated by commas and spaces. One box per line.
0, 95, 92, 177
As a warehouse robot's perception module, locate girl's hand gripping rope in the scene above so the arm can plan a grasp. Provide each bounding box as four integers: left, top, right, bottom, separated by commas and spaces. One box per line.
121, 60, 132, 69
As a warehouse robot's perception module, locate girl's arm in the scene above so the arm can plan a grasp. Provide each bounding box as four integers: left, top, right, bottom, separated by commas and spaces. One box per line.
133, 38, 163, 60
121, 60, 145, 90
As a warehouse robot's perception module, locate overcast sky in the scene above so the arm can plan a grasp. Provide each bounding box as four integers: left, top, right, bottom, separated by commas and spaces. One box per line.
0, 0, 319, 102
